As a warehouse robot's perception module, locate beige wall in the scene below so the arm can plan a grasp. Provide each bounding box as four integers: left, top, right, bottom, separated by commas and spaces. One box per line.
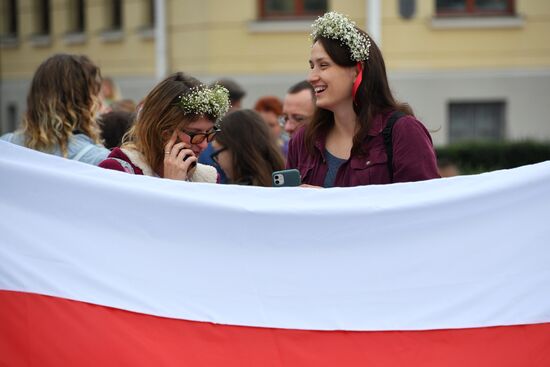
0, 0, 156, 79
383, 0, 550, 70
2, 1, 550, 143
4, 1, 550, 77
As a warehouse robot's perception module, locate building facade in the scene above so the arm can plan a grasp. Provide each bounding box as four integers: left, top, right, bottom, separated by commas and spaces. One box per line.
1, 0, 550, 145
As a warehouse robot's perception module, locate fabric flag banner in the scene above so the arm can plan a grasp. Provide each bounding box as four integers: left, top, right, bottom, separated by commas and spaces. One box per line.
1, 140, 549, 366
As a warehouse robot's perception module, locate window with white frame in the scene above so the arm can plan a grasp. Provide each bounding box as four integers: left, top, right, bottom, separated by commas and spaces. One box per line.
67, 0, 85, 33
449, 101, 505, 143
436, 0, 515, 17
144, 0, 155, 29
33, 0, 51, 35
0, 0, 18, 38
105, 0, 122, 30
258, 0, 327, 20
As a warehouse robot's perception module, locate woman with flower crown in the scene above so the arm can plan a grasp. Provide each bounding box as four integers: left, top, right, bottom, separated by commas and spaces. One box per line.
99, 73, 230, 183
286, 12, 439, 187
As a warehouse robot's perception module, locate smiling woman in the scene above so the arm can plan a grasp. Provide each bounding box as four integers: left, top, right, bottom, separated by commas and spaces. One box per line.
286, 12, 440, 188
98, 73, 229, 183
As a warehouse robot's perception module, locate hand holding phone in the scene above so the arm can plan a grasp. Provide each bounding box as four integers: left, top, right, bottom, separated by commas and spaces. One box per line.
272, 169, 301, 187
163, 131, 198, 180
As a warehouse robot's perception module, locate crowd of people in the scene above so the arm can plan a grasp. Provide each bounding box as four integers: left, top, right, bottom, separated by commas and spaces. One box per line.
2, 12, 448, 188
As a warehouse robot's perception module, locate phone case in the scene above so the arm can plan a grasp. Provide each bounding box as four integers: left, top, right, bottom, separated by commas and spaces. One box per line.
272, 169, 301, 187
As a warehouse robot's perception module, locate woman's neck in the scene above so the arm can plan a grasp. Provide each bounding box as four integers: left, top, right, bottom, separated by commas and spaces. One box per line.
323, 103, 358, 160
331, 103, 358, 138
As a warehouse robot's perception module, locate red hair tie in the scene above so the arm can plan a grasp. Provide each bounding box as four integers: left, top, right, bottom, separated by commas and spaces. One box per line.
352, 62, 363, 103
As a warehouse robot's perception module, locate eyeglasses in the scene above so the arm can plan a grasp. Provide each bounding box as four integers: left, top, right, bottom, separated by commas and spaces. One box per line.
209, 147, 227, 164
278, 114, 310, 126
181, 127, 220, 144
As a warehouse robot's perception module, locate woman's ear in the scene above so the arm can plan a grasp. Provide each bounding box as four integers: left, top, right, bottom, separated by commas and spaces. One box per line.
161, 129, 173, 143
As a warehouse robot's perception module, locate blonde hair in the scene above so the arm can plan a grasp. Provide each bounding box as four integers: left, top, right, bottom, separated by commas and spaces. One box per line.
123, 72, 214, 172
21, 54, 102, 156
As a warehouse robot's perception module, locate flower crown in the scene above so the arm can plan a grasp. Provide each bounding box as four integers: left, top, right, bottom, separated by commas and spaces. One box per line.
310, 12, 372, 62
174, 84, 231, 121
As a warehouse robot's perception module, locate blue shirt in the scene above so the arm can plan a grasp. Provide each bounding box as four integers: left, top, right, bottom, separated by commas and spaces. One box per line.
323, 149, 346, 188
198, 142, 228, 184
1, 132, 110, 166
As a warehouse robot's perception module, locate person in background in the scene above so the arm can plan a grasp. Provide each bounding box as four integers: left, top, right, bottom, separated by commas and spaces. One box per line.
98, 111, 135, 149
100, 77, 122, 111
0, 54, 110, 165
211, 109, 285, 186
110, 99, 137, 114
199, 78, 247, 182
281, 80, 316, 138
437, 157, 460, 178
99, 72, 229, 183
212, 78, 246, 112
287, 12, 439, 187
254, 96, 289, 157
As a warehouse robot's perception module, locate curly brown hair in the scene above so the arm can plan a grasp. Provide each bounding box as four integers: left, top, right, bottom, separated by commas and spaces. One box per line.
21, 54, 102, 156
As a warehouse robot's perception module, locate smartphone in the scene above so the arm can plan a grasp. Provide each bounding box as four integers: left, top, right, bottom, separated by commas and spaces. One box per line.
182, 153, 197, 168
272, 169, 301, 187
176, 136, 197, 168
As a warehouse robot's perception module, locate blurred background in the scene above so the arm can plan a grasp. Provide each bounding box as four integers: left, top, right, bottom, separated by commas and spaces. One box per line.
1, 0, 550, 170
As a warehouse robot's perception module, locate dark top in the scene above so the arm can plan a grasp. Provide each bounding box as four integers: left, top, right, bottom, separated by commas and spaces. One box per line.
198, 143, 227, 184
323, 149, 346, 188
286, 110, 440, 187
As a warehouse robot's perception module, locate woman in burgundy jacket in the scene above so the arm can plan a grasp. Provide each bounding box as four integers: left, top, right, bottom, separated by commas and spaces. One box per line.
286, 12, 439, 188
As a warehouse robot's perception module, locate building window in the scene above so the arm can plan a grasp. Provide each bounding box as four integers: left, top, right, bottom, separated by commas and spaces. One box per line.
33, 0, 51, 35
258, 0, 327, 20
0, 0, 18, 37
68, 0, 85, 33
106, 0, 122, 30
145, 0, 155, 29
436, 0, 515, 16
449, 102, 505, 143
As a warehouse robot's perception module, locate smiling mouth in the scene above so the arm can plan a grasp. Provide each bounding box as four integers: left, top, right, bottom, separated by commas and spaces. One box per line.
314, 86, 327, 95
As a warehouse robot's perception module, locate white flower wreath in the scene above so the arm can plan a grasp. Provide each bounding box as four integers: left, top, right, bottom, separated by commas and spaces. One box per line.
311, 12, 372, 62
175, 84, 230, 120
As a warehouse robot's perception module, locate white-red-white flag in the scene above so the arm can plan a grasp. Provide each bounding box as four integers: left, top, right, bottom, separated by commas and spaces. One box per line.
1, 141, 549, 366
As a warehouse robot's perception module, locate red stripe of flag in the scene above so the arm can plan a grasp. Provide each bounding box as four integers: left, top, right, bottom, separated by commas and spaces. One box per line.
1, 290, 549, 367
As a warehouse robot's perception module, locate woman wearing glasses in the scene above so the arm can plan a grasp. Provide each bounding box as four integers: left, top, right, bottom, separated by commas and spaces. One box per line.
210, 109, 285, 186
99, 73, 229, 183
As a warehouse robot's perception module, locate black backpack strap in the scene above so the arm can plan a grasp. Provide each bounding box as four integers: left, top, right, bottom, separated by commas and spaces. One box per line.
382, 111, 406, 182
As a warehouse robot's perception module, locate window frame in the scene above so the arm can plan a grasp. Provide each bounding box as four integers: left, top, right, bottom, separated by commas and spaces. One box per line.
448, 101, 506, 144
68, 0, 85, 34
2, 0, 18, 37
105, 0, 123, 31
33, 0, 51, 36
436, 0, 515, 17
257, 0, 327, 20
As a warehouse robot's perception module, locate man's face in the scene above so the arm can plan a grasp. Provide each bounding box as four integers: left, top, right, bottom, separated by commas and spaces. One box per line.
282, 89, 315, 137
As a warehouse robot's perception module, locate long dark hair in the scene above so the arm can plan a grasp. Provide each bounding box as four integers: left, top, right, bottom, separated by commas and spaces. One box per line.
305, 30, 412, 156
215, 109, 285, 187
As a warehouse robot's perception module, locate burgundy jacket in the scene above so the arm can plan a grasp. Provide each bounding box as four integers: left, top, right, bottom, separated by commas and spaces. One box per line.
286, 111, 440, 187
99, 148, 144, 175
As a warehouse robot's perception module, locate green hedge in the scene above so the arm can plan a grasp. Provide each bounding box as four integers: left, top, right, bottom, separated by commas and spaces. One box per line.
435, 140, 550, 174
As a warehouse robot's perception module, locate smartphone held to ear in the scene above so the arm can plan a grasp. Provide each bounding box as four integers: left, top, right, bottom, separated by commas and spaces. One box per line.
182, 153, 197, 169
272, 169, 301, 187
